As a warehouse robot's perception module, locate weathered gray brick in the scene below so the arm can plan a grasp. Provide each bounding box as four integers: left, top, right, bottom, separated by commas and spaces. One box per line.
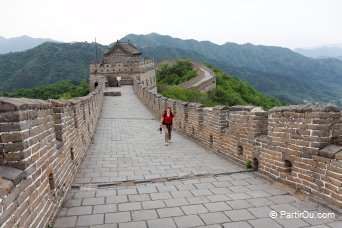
77, 214, 104, 226
132, 210, 158, 221
118, 202, 141, 211
142, 200, 166, 209
181, 204, 208, 215
247, 218, 282, 228
226, 200, 254, 209
93, 204, 117, 214
164, 198, 189, 207
157, 207, 184, 218
105, 212, 131, 224
223, 221, 253, 228
224, 209, 256, 221
119, 221, 147, 228
150, 192, 172, 200
147, 218, 177, 228
83, 197, 105, 205
200, 212, 230, 225
53, 216, 77, 227
204, 202, 232, 212
106, 195, 128, 204
67, 206, 92, 216
174, 215, 204, 227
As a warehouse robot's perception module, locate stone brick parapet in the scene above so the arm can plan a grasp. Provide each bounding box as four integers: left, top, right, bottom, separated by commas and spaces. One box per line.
89, 58, 156, 90
179, 63, 216, 92
158, 59, 216, 93
0, 81, 105, 227
133, 78, 342, 207
192, 74, 216, 92
178, 65, 205, 88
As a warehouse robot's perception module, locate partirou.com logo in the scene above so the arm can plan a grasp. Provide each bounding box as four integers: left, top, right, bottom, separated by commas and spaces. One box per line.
269, 210, 335, 219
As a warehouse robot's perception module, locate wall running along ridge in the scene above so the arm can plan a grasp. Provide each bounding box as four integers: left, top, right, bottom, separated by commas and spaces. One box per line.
133, 78, 342, 207
0, 81, 105, 227
179, 63, 216, 92
158, 59, 216, 92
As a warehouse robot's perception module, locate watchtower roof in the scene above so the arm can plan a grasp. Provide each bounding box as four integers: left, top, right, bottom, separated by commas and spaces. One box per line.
104, 41, 142, 56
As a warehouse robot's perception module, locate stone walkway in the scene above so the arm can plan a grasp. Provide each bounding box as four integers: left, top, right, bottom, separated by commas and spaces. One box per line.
192, 66, 214, 87
53, 86, 341, 228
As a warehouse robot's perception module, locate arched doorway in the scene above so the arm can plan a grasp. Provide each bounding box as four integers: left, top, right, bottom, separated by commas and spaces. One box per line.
108, 76, 118, 87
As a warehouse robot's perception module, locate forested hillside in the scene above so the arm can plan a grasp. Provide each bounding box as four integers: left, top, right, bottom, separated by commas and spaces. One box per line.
158, 60, 283, 109
121, 33, 342, 107
1, 80, 89, 100
1, 33, 341, 108
0, 42, 106, 92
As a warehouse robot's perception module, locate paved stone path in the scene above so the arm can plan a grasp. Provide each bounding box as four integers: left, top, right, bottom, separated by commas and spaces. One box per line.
53, 86, 341, 228
192, 67, 213, 87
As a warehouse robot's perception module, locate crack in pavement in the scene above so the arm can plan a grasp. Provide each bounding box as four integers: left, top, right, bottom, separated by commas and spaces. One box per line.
71, 169, 257, 190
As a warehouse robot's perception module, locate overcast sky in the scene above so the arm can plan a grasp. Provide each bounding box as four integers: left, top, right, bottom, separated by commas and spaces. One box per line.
0, 0, 341, 49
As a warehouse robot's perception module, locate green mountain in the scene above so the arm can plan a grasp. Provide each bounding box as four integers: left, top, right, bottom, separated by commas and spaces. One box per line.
0, 42, 106, 92
157, 60, 283, 109
1, 33, 341, 108
121, 33, 342, 106
3, 80, 89, 100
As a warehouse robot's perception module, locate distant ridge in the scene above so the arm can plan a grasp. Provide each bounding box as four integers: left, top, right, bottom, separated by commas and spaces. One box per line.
120, 33, 342, 107
294, 46, 342, 60
0, 42, 107, 92
0, 35, 58, 54
0, 33, 341, 108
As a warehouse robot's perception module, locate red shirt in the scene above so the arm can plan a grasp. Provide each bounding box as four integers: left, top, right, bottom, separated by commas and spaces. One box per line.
162, 113, 174, 125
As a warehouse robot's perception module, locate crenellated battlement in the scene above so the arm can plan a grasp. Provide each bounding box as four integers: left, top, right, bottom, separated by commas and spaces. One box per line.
89, 41, 157, 90
0, 80, 105, 227
158, 59, 217, 92
89, 58, 155, 75
133, 78, 342, 207
1, 43, 341, 227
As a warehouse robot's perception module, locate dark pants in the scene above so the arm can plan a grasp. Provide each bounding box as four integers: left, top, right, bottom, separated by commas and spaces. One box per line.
162, 124, 172, 142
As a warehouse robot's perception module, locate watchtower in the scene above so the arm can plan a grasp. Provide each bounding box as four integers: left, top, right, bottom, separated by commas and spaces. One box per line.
89, 40, 156, 91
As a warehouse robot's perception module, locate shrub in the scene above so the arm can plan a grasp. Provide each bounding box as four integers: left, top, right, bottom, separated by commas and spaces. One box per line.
2, 80, 90, 100
245, 160, 253, 169
157, 59, 197, 85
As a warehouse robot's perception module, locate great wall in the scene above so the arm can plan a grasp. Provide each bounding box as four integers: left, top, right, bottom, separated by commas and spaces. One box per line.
0, 82, 104, 227
0, 41, 341, 227
133, 79, 342, 206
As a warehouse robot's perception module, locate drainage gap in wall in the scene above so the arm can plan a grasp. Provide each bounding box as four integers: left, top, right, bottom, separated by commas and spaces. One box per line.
209, 135, 213, 148
192, 126, 195, 135
70, 148, 74, 161
237, 146, 243, 155
284, 160, 292, 174
49, 173, 55, 190
83, 109, 86, 120
74, 113, 78, 128
253, 158, 259, 170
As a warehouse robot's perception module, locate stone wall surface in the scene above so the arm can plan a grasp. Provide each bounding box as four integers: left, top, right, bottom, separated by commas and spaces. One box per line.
139, 68, 157, 92
1, 57, 341, 228
90, 58, 156, 91
178, 65, 205, 89
177, 62, 216, 92
0, 81, 105, 227
158, 59, 216, 92
133, 78, 342, 207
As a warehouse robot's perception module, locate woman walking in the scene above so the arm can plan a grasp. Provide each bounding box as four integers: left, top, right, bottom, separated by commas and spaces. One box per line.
160, 106, 174, 146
